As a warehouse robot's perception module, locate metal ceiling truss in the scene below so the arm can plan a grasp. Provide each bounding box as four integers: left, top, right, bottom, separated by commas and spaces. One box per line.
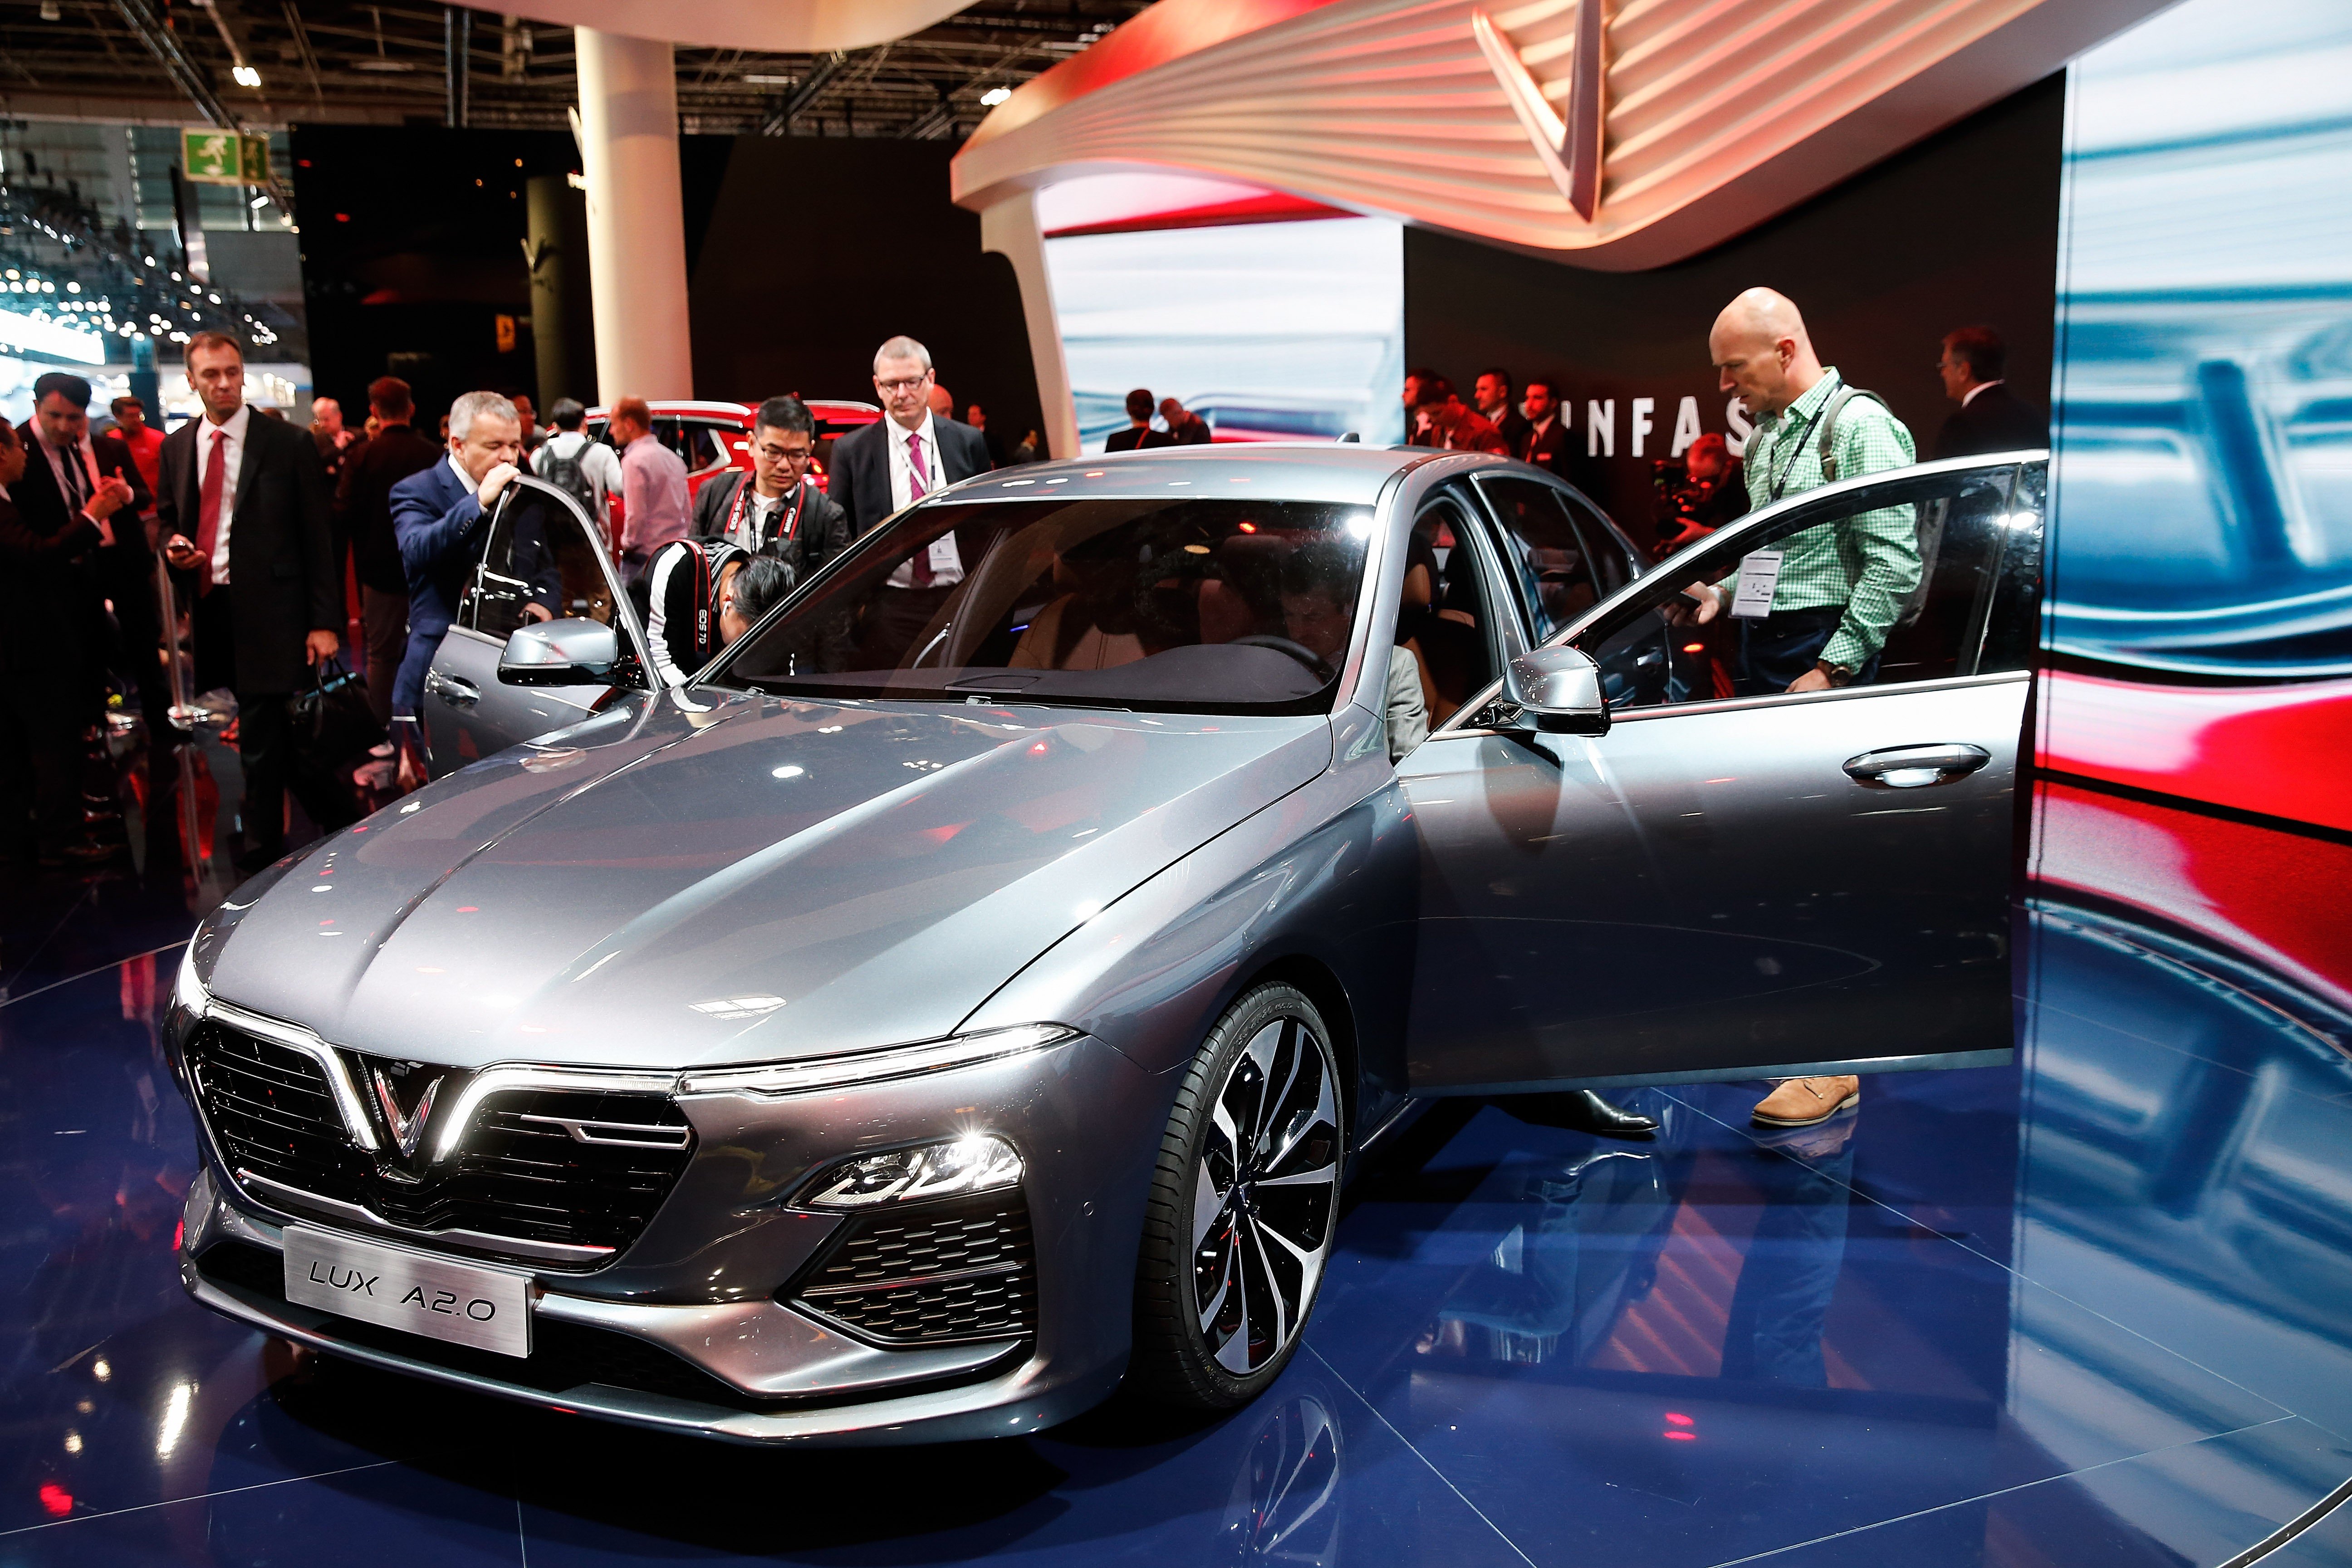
0, 2, 1148, 140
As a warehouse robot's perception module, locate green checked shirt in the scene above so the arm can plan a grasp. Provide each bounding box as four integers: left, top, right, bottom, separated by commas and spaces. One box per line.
1720, 368, 1921, 673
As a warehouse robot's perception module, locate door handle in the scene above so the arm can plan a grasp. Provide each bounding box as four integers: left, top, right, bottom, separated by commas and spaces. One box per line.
426, 671, 480, 709
1842, 743, 1990, 788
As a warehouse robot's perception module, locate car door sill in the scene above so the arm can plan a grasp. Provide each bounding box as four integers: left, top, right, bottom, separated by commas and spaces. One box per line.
1409, 1047, 2014, 1097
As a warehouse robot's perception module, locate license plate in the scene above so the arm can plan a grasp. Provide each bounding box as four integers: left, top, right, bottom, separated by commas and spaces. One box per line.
282, 1225, 533, 1357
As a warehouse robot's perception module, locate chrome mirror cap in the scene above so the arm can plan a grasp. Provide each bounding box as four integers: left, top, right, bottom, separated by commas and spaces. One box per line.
1504, 646, 1609, 735
498, 618, 619, 687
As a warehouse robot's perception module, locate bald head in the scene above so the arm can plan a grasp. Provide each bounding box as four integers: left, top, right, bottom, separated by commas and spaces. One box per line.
1710, 287, 1825, 418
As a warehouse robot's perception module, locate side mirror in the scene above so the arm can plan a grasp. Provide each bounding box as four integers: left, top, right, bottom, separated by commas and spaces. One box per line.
498, 618, 619, 686
1503, 646, 1609, 736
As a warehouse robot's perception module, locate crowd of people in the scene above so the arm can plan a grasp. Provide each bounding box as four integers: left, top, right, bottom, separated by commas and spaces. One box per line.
0, 291, 2043, 884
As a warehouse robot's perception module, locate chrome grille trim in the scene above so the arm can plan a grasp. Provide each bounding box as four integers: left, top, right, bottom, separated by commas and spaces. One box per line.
235, 1169, 617, 1264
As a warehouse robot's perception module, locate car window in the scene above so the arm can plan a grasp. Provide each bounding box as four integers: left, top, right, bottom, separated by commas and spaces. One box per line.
1575, 463, 2036, 710
1403, 491, 1501, 726
716, 495, 1377, 715
1473, 475, 1607, 643
466, 485, 622, 641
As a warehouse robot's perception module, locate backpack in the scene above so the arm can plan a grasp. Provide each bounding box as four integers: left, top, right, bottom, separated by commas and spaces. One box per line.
1813, 383, 1898, 482
538, 436, 599, 517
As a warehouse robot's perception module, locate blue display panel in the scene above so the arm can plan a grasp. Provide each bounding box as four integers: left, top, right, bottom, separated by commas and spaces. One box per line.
1042, 214, 1406, 451
2052, 0, 2352, 680
2045, 0, 2352, 835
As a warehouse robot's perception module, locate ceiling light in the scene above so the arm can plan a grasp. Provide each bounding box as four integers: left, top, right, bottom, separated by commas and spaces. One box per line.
980, 86, 1012, 106
232, 64, 262, 88
250, 194, 270, 209
741, 74, 796, 85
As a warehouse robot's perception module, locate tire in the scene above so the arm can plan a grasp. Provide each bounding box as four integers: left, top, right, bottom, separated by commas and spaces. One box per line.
1131, 982, 1345, 1408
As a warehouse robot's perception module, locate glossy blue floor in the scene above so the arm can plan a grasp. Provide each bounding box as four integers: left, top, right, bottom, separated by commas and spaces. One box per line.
3, 861, 2348, 1567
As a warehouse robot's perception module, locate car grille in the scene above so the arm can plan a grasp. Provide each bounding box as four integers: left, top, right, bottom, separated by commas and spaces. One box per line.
787, 1191, 1035, 1345
182, 1020, 693, 1269
193, 1240, 1018, 1415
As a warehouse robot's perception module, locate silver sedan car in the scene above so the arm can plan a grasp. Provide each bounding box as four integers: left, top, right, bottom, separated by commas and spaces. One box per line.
167, 442, 2041, 1443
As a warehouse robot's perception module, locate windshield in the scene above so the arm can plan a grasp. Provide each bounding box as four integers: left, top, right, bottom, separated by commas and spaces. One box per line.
715, 495, 1376, 713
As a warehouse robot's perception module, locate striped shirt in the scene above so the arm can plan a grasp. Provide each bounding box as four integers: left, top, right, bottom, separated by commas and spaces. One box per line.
1725, 368, 1921, 672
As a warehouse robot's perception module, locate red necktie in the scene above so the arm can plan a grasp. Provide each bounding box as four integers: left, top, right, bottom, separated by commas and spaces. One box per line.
906, 430, 933, 586
194, 426, 227, 595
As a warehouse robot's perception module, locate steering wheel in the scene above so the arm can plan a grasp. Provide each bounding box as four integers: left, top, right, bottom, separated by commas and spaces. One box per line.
1230, 634, 1335, 683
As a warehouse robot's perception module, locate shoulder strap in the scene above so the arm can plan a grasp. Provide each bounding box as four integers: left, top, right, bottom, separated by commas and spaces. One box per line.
1814, 385, 1892, 483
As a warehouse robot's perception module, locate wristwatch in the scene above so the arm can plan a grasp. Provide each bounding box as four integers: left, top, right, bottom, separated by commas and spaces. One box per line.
1817, 661, 1854, 687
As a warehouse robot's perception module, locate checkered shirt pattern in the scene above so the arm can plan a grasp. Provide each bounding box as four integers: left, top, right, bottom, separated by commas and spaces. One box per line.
1724, 368, 1922, 672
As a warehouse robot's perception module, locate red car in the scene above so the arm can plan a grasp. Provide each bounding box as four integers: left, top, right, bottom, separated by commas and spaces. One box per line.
582, 398, 881, 536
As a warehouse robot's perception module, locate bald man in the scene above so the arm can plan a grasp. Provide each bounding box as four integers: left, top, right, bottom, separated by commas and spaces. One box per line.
1682, 288, 1919, 695
1680, 288, 1922, 1132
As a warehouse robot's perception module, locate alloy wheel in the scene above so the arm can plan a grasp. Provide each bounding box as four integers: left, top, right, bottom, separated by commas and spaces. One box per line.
1190, 1014, 1342, 1375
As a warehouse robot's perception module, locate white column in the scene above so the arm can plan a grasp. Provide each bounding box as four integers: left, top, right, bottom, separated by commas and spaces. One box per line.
980, 188, 1079, 460
573, 27, 694, 402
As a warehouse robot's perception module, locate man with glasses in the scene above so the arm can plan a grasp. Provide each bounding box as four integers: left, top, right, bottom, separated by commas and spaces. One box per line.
689, 395, 850, 582
826, 335, 993, 539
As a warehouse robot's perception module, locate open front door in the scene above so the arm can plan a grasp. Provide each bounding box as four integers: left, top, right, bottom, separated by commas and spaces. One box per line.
421, 477, 652, 775
1400, 456, 2043, 1094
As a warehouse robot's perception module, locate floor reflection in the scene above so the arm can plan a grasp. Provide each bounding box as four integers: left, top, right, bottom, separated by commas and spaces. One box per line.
0, 857, 2347, 1563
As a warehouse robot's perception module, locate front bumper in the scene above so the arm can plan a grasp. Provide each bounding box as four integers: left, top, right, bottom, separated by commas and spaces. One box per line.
172, 1026, 1163, 1445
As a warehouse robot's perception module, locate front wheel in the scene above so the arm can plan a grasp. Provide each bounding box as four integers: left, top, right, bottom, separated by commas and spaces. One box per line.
1131, 983, 1344, 1408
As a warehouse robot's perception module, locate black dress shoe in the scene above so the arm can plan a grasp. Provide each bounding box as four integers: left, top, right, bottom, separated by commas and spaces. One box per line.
1572, 1090, 1660, 1137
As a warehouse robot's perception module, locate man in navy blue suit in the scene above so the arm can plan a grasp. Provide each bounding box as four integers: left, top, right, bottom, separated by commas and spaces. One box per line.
387, 392, 529, 732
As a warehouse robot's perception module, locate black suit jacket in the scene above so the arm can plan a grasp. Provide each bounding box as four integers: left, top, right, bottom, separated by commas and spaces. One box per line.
1105, 426, 1174, 452
828, 415, 993, 537
1933, 383, 2048, 460
11, 430, 157, 676
158, 408, 341, 696
1521, 416, 1574, 478
1491, 407, 1533, 456
0, 489, 111, 686
335, 422, 443, 594
689, 470, 853, 582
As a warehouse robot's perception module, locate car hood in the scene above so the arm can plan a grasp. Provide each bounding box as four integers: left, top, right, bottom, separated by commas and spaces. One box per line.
198, 692, 1328, 1071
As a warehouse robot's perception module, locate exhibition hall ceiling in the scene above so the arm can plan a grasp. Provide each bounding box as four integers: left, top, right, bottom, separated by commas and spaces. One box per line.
955, 0, 2181, 268
0, 1, 1152, 138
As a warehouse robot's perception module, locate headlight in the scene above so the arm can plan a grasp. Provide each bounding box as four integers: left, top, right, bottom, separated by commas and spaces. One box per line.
676, 1023, 1079, 1099
796, 1135, 1024, 1210
173, 938, 208, 1017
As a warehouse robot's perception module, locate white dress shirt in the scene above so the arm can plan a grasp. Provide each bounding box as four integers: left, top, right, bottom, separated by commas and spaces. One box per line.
192, 402, 253, 586
882, 411, 964, 588
1960, 379, 2004, 407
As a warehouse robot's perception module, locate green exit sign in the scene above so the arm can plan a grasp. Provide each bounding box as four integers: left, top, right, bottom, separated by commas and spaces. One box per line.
181, 130, 271, 186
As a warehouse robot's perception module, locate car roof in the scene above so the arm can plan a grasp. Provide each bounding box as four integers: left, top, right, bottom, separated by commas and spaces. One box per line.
583, 399, 881, 423
945, 442, 1477, 505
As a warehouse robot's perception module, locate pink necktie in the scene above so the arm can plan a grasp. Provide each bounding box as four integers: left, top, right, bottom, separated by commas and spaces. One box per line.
906, 431, 932, 585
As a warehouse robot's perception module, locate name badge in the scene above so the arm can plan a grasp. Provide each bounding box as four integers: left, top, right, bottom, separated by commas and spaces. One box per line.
1730, 549, 1784, 619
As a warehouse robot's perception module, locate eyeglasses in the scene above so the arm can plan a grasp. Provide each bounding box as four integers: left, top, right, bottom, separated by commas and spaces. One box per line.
755, 444, 815, 464
875, 376, 931, 394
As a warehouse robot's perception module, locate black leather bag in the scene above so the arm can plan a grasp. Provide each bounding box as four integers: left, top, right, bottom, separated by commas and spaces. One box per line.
287, 657, 385, 772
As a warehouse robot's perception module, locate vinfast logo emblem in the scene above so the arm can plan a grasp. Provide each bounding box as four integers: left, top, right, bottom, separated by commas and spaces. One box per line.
368, 1062, 447, 1158
1472, 0, 1608, 222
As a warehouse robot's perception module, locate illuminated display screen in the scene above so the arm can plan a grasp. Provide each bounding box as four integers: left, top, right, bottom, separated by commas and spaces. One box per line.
2044, 0, 2352, 834
1042, 213, 1406, 452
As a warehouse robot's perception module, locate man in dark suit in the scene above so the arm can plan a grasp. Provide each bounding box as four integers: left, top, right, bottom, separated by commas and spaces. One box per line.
1519, 378, 1574, 478
824, 337, 994, 663
335, 376, 441, 731
387, 391, 528, 733
158, 332, 353, 871
1934, 327, 2048, 459
16, 372, 157, 742
828, 335, 993, 539
1105, 388, 1175, 452
1474, 368, 1533, 458
0, 415, 131, 867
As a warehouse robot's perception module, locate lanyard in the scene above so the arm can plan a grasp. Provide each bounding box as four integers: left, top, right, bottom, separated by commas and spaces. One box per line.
728, 476, 804, 550
1761, 376, 1833, 503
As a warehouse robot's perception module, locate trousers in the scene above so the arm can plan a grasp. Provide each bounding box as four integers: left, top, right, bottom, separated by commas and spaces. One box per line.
1734, 606, 1881, 697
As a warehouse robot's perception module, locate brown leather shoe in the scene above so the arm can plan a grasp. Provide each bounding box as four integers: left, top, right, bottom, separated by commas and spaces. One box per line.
1752, 1075, 1860, 1127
